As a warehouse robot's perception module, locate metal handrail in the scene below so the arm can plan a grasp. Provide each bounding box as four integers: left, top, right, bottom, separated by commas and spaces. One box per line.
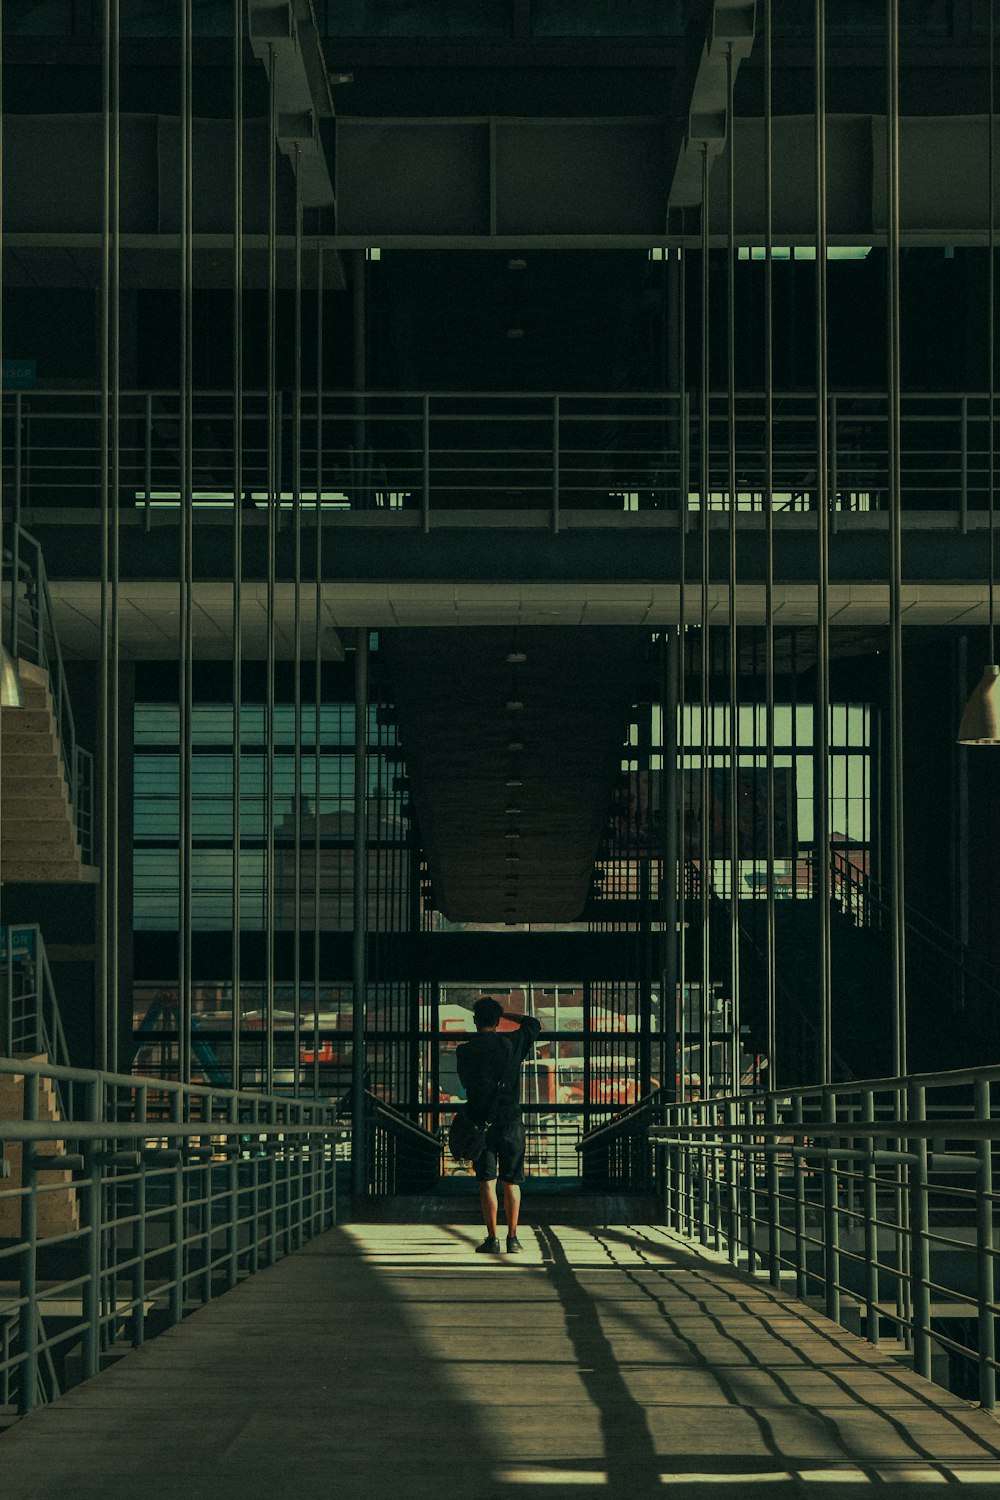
652, 1062, 1000, 1412
364, 1090, 441, 1194
0, 1053, 347, 1419
0, 924, 71, 1074
1, 523, 93, 863
830, 846, 1000, 1005
4, 388, 1000, 527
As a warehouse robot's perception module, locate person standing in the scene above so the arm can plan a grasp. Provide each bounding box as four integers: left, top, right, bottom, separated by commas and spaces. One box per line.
456, 995, 542, 1254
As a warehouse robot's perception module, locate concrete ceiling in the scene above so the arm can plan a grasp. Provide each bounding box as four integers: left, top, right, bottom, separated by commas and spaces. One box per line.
43, 580, 996, 659
379, 626, 649, 925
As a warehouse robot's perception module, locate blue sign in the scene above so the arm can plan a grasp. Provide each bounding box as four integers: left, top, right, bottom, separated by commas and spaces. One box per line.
2, 360, 37, 391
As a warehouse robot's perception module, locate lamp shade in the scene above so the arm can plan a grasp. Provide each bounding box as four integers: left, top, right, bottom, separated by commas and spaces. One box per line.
957, 664, 1000, 744
0, 644, 24, 710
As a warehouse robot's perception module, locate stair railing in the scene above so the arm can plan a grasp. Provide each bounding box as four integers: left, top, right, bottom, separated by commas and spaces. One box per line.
686, 858, 856, 1084
2, 523, 94, 864
830, 846, 1000, 1023
0, 925, 69, 1072
578, 1089, 663, 1191
363, 1091, 442, 1194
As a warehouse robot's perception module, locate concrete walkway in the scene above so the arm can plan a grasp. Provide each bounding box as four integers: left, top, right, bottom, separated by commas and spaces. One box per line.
2, 1223, 1000, 1498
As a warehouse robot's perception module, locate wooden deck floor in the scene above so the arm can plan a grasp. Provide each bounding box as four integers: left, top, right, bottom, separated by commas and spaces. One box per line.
2, 1222, 1000, 1498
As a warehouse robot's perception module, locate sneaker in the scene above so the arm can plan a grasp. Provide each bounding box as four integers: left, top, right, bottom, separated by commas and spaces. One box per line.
475, 1235, 501, 1254
506, 1235, 524, 1253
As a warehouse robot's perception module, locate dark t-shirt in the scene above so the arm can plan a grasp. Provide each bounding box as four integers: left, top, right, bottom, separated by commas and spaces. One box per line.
455, 1016, 542, 1126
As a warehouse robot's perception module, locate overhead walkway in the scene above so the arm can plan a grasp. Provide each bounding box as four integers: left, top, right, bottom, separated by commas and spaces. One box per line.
2, 1222, 1000, 1498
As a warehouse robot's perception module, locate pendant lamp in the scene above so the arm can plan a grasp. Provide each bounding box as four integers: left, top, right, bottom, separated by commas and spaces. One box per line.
0, 641, 24, 710
959, 4, 1000, 745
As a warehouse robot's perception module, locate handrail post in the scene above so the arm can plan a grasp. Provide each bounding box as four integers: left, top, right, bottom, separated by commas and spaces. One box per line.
169, 1089, 184, 1327
83, 1078, 103, 1379
133, 1083, 147, 1347
226, 1094, 240, 1290
974, 1076, 996, 1411
552, 394, 560, 534
18, 1072, 40, 1413
745, 1098, 758, 1275
793, 1094, 808, 1300
726, 1100, 739, 1266
822, 1089, 840, 1324
767, 1095, 781, 1287
421, 394, 430, 533
862, 1087, 880, 1345
908, 1080, 932, 1380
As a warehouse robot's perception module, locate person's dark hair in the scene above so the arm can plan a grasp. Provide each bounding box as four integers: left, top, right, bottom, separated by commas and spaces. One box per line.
473, 996, 504, 1030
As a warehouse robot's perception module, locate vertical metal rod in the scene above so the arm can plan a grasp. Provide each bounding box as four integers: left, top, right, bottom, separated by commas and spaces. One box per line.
133, 1085, 147, 1345
974, 1077, 997, 1410
83, 1080, 102, 1379
264, 45, 278, 1094
793, 1094, 808, 1299
887, 0, 907, 1083
231, 0, 244, 1095
19, 1073, 39, 1412
178, 0, 194, 1085
815, 0, 833, 1086
990, 0, 997, 666
353, 251, 366, 508
699, 144, 712, 1113
862, 1088, 880, 1343
766, 1093, 781, 1286
908, 1081, 931, 1379
822, 1089, 840, 1323
960, 395, 969, 536
144, 391, 152, 531
726, 43, 741, 1100
421, 393, 430, 532
170, 1089, 184, 1323
109, 0, 121, 1077
764, 0, 778, 1093
313, 250, 325, 1099
293, 149, 303, 1100
662, 628, 680, 1102
552, 394, 561, 534
98, 0, 111, 1075
352, 629, 370, 1195
678, 250, 689, 1106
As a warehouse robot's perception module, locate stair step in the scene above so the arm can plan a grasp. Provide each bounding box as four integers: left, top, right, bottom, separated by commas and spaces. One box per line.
2, 860, 98, 884
3, 776, 70, 799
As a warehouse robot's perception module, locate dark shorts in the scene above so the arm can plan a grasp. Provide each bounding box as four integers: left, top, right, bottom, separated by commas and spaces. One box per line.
475, 1119, 526, 1184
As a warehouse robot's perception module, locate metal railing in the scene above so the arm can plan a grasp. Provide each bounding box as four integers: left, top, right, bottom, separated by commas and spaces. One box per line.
6, 388, 1000, 528
0, 1055, 346, 1417
651, 1064, 1000, 1411
2, 522, 94, 863
0, 925, 70, 1071
578, 1090, 663, 1191
831, 848, 1000, 1036
364, 1092, 441, 1194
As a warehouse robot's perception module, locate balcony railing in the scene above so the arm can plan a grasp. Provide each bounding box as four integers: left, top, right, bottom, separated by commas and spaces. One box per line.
0, 1054, 346, 1416
4, 388, 1000, 530
651, 1064, 1000, 1412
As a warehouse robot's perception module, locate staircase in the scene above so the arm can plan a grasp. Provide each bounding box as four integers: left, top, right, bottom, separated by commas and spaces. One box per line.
0, 1060, 79, 1242
1, 526, 95, 885
1, 661, 96, 884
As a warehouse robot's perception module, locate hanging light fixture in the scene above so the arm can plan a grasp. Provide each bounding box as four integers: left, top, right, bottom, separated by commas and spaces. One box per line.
959, 4, 1000, 744
0, 643, 24, 709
